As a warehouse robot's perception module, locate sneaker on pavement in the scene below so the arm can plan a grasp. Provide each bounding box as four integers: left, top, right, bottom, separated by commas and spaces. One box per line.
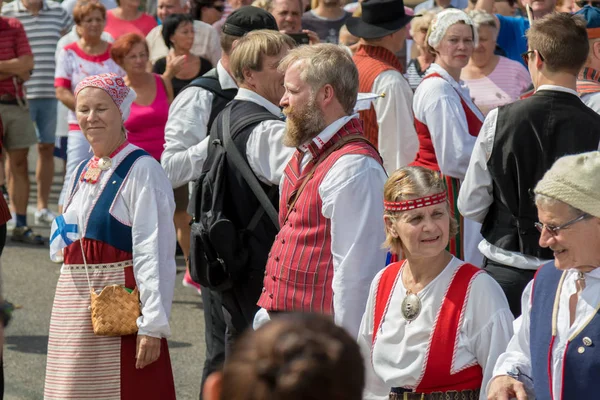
35, 208, 56, 226
182, 269, 202, 295
11, 226, 45, 245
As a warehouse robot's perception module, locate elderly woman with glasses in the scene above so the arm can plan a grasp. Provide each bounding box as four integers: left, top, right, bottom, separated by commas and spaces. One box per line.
488, 151, 600, 400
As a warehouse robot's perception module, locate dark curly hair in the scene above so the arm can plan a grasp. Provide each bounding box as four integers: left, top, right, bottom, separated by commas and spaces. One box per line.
220, 313, 365, 400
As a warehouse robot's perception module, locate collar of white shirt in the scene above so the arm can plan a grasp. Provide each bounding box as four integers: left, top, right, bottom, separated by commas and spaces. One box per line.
234, 88, 281, 117
536, 84, 580, 98
217, 60, 238, 91
298, 114, 358, 154
427, 62, 471, 97
568, 266, 600, 281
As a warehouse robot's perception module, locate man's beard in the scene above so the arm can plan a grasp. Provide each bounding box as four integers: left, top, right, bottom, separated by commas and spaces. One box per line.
282, 97, 327, 148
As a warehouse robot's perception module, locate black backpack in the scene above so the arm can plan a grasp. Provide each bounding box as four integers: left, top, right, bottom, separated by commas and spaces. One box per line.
189, 104, 280, 291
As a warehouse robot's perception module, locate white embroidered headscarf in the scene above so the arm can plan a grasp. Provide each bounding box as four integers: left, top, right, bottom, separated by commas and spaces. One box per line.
427, 9, 479, 50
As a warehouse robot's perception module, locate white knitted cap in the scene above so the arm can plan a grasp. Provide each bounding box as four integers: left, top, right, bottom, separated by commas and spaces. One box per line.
534, 151, 600, 218
427, 8, 479, 49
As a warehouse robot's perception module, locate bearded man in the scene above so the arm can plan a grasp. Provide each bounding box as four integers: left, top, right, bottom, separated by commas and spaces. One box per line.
253, 43, 387, 338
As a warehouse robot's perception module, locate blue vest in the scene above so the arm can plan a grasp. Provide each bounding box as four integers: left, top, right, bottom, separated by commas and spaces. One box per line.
71, 149, 147, 253
530, 262, 600, 400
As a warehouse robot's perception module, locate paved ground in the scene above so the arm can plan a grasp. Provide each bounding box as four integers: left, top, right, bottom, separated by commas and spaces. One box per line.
2, 149, 206, 400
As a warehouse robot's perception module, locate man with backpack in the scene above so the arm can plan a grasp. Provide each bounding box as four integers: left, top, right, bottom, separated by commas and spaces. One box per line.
191, 29, 296, 348
160, 6, 279, 399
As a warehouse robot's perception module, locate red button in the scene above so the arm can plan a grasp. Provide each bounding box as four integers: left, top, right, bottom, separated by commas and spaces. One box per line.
271, 275, 276, 281
269, 293, 273, 299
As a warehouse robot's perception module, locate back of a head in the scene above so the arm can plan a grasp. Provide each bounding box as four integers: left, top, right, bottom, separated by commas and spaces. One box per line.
220, 314, 365, 400
526, 12, 589, 75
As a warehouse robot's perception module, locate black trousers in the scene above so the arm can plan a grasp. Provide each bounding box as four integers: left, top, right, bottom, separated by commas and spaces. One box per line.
0, 222, 6, 400
482, 257, 536, 318
199, 286, 226, 400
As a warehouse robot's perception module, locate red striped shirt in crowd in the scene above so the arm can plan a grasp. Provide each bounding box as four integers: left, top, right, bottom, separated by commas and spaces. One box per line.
257, 119, 382, 314
0, 17, 32, 98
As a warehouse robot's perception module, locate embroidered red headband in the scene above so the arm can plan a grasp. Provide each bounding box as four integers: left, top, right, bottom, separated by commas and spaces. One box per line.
384, 192, 447, 212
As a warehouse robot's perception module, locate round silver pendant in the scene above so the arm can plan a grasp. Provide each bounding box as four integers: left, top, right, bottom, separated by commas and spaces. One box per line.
401, 291, 422, 322
98, 157, 112, 171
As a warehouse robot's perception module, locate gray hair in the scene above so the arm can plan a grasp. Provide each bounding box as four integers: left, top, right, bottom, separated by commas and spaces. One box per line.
534, 193, 584, 218
468, 10, 498, 38
278, 43, 358, 115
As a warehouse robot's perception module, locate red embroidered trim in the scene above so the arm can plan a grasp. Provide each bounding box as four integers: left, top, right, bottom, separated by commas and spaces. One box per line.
80, 141, 129, 183
384, 192, 447, 212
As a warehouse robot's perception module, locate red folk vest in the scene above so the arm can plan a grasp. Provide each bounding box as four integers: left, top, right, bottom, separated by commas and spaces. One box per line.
411, 73, 483, 172
257, 119, 382, 313
577, 67, 600, 96
353, 45, 404, 148
372, 262, 484, 393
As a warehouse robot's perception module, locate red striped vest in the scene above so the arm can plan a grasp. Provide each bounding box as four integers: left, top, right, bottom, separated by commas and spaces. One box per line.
353, 45, 404, 148
257, 119, 382, 313
577, 67, 600, 95
411, 73, 483, 172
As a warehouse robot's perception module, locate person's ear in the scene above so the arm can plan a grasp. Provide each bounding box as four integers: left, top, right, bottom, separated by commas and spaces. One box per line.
384, 215, 399, 238
535, 49, 544, 70
593, 40, 600, 61
202, 372, 223, 400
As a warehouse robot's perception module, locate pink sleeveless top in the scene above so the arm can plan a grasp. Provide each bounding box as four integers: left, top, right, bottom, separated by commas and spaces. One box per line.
124, 74, 169, 161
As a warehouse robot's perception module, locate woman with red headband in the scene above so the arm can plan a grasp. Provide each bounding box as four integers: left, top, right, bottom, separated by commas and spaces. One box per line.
357, 166, 513, 400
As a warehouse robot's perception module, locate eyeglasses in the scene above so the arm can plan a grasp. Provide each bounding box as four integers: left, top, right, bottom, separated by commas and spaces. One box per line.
534, 213, 591, 236
575, 0, 600, 8
521, 49, 545, 64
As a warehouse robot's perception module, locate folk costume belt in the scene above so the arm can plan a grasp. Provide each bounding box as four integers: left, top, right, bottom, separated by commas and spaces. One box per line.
389, 388, 480, 400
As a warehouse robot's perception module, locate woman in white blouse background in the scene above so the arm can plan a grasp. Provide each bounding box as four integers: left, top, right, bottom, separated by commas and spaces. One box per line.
410, 9, 485, 267
358, 166, 513, 400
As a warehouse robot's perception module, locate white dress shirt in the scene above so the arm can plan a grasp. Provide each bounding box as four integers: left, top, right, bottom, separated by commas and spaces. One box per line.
161, 61, 236, 189
581, 91, 600, 115
254, 114, 388, 338
370, 69, 418, 173
413, 63, 484, 181
491, 267, 600, 399
458, 85, 581, 271
64, 144, 176, 338
359, 257, 514, 400
146, 20, 221, 66
234, 88, 294, 185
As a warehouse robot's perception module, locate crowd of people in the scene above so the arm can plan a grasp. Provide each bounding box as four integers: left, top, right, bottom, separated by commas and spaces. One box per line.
1, 0, 600, 397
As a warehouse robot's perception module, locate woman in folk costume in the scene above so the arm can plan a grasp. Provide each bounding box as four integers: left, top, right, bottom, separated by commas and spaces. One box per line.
358, 166, 513, 400
44, 73, 177, 400
411, 9, 485, 266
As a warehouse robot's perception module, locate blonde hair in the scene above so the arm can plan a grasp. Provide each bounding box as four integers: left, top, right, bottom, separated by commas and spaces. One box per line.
278, 43, 358, 115
383, 167, 458, 253
229, 30, 296, 85
409, 11, 435, 39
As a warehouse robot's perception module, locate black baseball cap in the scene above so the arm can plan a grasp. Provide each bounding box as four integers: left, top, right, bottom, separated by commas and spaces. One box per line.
222, 6, 279, 36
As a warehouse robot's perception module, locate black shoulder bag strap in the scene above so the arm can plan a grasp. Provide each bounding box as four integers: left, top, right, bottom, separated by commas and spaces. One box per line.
187, 68, 236, 101
220, 107, 281, 230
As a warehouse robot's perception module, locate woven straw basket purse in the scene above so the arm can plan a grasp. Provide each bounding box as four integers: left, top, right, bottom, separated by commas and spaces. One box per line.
80, 243, 141, 337
90, 285, 141, 336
